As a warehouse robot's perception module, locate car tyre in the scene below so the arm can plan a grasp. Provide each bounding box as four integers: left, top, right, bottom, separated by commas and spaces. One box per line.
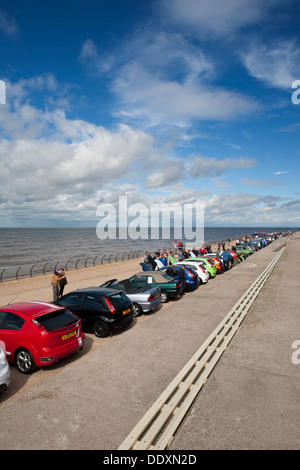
184, 282, 192, 292
161, 291, 170, 303
92, 319, 111, 338
15, 348, 36, 374
132, 302, 143, 317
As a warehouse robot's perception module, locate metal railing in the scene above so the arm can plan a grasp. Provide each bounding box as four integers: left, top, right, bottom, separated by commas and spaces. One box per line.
0, 250, 146, 283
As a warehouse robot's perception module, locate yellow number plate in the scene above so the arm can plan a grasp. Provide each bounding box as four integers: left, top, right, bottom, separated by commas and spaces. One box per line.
123, 308, 131, 315
155, 292, 160, 298
62, 330, 76, 340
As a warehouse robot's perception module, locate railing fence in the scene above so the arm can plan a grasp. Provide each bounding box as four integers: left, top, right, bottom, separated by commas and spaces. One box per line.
0, 250, 147, 283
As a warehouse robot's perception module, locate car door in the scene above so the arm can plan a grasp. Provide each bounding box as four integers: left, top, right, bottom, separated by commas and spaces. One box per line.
0, 311, 25, 359
81, 295, 107, 329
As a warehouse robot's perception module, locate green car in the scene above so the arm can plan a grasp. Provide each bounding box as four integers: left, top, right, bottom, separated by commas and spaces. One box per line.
185, 258, 217, 278
128, 271, 185, 303
235, 245, 253, 257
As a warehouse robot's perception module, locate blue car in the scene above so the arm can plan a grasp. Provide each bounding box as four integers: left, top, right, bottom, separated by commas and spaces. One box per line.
159, 265, 199, 292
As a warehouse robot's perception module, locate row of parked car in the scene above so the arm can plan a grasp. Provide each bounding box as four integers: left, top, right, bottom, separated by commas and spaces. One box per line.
0, 233, 285, 390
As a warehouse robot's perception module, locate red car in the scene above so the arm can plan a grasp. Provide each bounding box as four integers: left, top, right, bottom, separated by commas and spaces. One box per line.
0, 301, 85, 373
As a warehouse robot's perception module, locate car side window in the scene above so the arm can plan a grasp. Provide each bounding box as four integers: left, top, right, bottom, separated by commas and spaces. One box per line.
83, 295, 103, 309
59, 294, 82, 307
0, 312, 24, 330
147, 276, 154, 283
0, 311, 6, 328
131, 275, 146, 283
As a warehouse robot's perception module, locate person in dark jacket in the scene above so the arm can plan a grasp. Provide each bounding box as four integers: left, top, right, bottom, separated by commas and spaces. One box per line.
177, 265, 186, 281
58, 268, 67, 296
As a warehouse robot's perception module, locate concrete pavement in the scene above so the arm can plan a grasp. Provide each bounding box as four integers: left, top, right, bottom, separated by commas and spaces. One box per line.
0, 235, 298, 450
171, 233, 300, 450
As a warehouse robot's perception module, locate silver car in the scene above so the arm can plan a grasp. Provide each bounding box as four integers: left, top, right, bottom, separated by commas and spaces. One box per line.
100, 279, 161, 317
0, 343, 10, 392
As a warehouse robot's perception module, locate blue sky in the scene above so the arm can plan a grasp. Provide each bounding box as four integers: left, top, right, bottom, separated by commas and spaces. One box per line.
0, 0, 300, 227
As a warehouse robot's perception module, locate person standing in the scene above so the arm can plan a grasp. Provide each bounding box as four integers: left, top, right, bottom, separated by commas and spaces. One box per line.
51, 270, 61, 301
58, 268, 67, 297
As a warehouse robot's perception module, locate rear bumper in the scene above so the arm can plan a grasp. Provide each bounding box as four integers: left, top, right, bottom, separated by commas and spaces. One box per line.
111, 312, 134, 331
35, 334, 85, 367
169, 287, 185, 298
140, 296, 162, 312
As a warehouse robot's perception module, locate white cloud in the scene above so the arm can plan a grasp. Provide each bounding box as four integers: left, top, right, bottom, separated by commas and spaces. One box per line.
79, 38, 115, 75
80, 33, 260, 129
157, 0, 281, 38
242, 39, 300, 89
190, 155, 256, 178
0, 7, 19, 39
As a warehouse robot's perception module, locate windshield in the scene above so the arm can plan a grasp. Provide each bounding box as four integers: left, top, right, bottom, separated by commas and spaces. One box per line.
109, 292, 130, 309
36, 309, 78, 331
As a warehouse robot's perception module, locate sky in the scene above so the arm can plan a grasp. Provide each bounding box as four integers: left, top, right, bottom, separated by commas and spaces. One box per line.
0, 0, 300, 228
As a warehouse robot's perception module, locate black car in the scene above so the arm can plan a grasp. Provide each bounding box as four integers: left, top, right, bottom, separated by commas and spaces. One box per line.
53, 287, 134, 338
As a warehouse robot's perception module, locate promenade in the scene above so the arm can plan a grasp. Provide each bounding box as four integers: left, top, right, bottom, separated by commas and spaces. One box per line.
0, 234, 299, 450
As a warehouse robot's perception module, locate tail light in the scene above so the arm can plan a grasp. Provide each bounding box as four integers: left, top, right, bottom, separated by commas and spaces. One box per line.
188, 269, 195, 278
175, 283, 181, 289
207, 260, 214, 267
105, 297, 116, 314
31, 319, 46, 332
198, 264, 206, 273
147, 294, 155, 301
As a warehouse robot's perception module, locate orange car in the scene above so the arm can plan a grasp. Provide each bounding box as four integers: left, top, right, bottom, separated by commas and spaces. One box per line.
201, 255, 223, 273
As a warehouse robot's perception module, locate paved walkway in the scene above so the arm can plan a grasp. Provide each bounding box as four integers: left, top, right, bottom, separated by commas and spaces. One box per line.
171, 233, 300, 450
0, 235, 298, 450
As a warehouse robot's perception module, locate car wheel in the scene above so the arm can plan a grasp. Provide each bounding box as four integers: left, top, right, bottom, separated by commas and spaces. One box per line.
92, 319, 111, 338
15, 348, 36, 374
132, 302, 143, 317
161, 291, 170, 303
185, 282, 192, 292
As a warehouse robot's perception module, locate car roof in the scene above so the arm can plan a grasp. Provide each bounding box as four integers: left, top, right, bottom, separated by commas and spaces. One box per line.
0, 301, 63, 318
134, 271, 173, 280
74, 286, 123, 296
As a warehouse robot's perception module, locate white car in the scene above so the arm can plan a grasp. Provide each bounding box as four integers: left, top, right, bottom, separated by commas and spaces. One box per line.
174, 261, 209, 284
0, 344, 10, 392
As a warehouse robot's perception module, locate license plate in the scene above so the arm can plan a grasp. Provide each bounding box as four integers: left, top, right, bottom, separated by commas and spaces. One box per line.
62, 330, 76, 340
123, 308, 131, 315
155, 292, 160, 298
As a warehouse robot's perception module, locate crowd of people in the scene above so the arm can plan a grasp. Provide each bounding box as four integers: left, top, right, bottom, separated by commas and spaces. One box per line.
143, 241, 231, 271
143, 234, 255, 273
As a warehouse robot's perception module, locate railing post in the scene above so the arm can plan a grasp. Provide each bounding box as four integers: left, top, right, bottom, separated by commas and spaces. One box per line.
43, 262, 48, 275
0, 268, 5, 282
66, 260, 71, 270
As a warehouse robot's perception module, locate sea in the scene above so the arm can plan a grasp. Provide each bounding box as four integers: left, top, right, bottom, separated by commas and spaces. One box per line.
0, 226, 295, 269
